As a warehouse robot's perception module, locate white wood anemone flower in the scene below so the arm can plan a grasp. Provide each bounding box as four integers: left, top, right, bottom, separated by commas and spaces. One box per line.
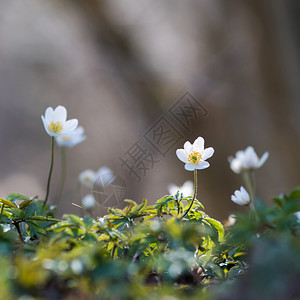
41, 105, 78, 137
168, 180, 194, 197
231, 186, 250, 206
81, 194, 96, 210
79, 169, 97, 188
79, 166, 114, 188
228, 146, 269, 174
55, 126, 86, 148
176, 137, 214, 171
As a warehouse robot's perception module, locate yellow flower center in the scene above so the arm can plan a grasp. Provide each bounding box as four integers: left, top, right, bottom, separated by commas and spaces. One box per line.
48, 121, 63, 134
61, 136, 71, 140
188, 151, 202, 164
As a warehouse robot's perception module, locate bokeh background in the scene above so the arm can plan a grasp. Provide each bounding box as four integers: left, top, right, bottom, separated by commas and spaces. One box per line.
0, 0, 299, 221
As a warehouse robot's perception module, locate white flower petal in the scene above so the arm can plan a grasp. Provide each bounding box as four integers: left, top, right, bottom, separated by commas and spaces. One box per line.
41, 115, 49, 133
196, 161, 210, 170
231, 195, 243, 205
193, 137, 204, 152
176, 149, 188, 163
82, 194, 96, 209
168, 183, 179, 195
184, 141, 192, 152
240, 186, 250, 201
202, 147, 214, 160
229, 158, 242, 174
181, 181, 194, 196
258, 152, 269, 168
76, 126, 85, 135
79, 169, 97, 188
95, 166, 114, 186
61, 119, 78, 134
54, 106, 67, 122
184, 163, 196, 171
45, 107, 54, 121
234, 190, 243, 199
244, 146, 259, 167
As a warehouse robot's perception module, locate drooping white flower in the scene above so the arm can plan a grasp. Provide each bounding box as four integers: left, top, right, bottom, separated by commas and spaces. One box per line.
176, 137, 214, 171
79, 169, 97, 188
231, 186, 250, 206
41, 105, 78, 137
168, 180, 194, 197
81, 194, 96, 210
55, 126, 86, 148
228, 146, 269, 174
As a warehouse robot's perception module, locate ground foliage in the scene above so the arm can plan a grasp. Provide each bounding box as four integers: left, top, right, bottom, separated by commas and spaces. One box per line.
0, 187, 299, 300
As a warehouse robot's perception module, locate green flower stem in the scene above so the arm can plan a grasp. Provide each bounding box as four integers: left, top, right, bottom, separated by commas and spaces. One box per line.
181, 169, 197, 219
43, 136, 55, 207
249, 170, 256, 202
54, 146, 67, 206
242, 170, 256, 203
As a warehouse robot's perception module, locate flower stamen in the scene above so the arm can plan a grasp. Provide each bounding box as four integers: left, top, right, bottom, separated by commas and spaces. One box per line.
188, 151, 202, 165
48, 121, 63, 134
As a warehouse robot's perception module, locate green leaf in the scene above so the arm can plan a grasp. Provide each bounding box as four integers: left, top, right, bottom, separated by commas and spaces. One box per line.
204, 218, 224, 240
10, 208, 25, 220
288, 187, 300, 200
28, 216, 58, 222
26, 220, 46, 237
155, 195, 176, 212
129, 199, 147, 218
24, 203, 38, 219
0, 198, 17, 208
19, 200, 33, 210
227, 266, 241, 279
63, 214, 85, 229
6, 193, 30, 202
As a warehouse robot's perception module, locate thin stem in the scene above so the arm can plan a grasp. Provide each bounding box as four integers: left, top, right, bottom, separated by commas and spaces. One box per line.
54, 146, 67, 206
43, 137, 55, 207
13, 222, 24, 243
0, 204, 4, 218
176, 198, 180, 216
242, 170, 256, 204
249, 170, 256, 203
111, 243, 117, 259
181, 169, 197, 219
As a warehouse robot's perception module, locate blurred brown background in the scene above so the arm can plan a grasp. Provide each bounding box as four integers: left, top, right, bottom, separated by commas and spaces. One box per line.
0, 0, 299, 220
